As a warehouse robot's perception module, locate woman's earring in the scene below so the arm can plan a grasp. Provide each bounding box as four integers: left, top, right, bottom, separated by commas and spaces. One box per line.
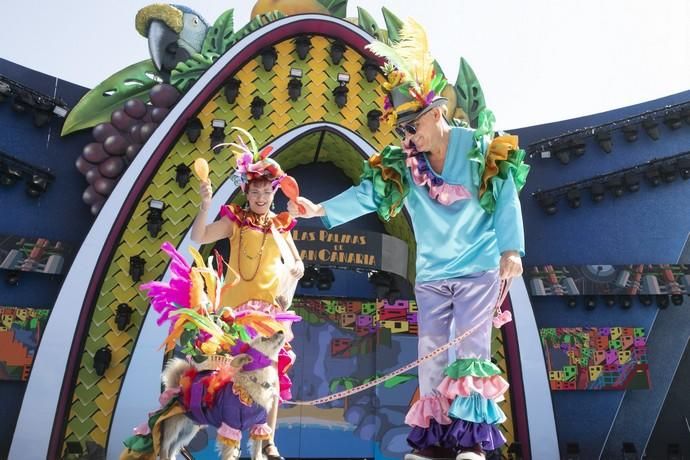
271, 202, 275, 211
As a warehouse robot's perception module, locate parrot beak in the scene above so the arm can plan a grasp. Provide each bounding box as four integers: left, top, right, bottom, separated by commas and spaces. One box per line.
147, 19, 181, 72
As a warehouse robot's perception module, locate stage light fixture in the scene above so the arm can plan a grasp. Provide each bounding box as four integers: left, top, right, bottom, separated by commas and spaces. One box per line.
5, 270, 20, 286
25, 173, 49, 197
622, 125, 639, 142
12, 90, 31, 113
115, 303, 134, 331
362, 59, 379, 82
622, 442, 639, 460
656, 295, 669, 309
210, 119, 226, 153
333, 73, 350, 108
603, 296, 617, 307
538, 193, 558, 215
566, 188, 581, 209
330, 40, 346, 65
146, 199, 165, 237
565, 296, 578, 308
369, 271, 394, 299
565, 442, 580, 460
294, 35, 311, 60
64, 441, 83, 456
287, 68, 303, 101
639, 294, 653, 306
570, 139, 586, 157
251, 96, 266, 120
554, 146, 570, 165
299, 266, 319, 289
317, 268, 335, 290
645, 167, 661, 187
130, 255, 145, 282
678, 158, 690, 180
93, 346, 112, 376
0, 163, 22, 186
660, 162, 676, 183
663, 112, 683, 130
367, 109, 382, 132
595, 130, 612, 153
260, 46, 277, 71
671, 294, 684, 306
619, 295, 633, 309
175, 163, 191, 188
643, 118, 660, 140
606, 176, 624, 197
224, 78, 241, 104
590, 182, 605, 202
624, 172, 641, 192
584, 295, 597, 310
185, 117, 203, 143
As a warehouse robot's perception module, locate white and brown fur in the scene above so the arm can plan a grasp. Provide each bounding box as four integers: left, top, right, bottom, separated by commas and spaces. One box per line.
158, 331, 286, 460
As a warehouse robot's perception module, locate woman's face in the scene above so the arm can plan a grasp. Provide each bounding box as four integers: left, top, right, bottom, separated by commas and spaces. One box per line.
246, 180, 275, 215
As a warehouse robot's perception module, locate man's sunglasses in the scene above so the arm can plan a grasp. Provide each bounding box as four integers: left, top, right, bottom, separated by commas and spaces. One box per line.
395, 124, 417, 139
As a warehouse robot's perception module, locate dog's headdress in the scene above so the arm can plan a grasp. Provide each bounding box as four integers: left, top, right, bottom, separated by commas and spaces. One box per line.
365, 18, 447, 125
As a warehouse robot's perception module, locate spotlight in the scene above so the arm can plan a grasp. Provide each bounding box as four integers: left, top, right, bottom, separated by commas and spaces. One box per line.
566, 188, 581, 209
682, 107, 690, 124
663, 112, 683, 130
603, 296, 617, 307
287, 68, 303, 101
565, 296, 578, 308
210, 119, 226, 153
671, 294, 684, 306
64, 441, 83, 456
294, 35, 311, 60
621, 442, 638, 460
130, 255, 145, 282
644, 167, 661, 187
590, 182, 605, 202
115, 303, 133, 331
570, 139, 586, 157
619, 295, 633, 309
330, 40, 346, 65
554, 146, 571, 165
32, 95, 56, 127
146, 199, 165, 237
362, 59, 379, 83
622, 125, 639, 142
333, 73, 350, 108
93, 346, 112, 376
623, 172, 641, 192
639, 294, 653, 306
367, 109, 382, 132
656, 295, 669, 309
565, 442, 580, 460
299, 266, 318, 288
606, 176, 624, 197
251, 96, 266, 120
175, 163, 191, 188
538, 193, 558, 215
317, 268, 335, 290
595, 130, 612, 153
0, 163, 22, 186
584, 295, 597, 310
369, 271, 394, 299
185, 117, 203, 143
12, 90, 31, 113
25, 173, 49, 197
678, 158, 690, 180
224, 78, 241, 105
643, 118, 660, 140
667, 443, 681, 460
0, 79, 11, 102
5, 270, 20, 286
660, 163, 676, 183
260, 46, 277, 71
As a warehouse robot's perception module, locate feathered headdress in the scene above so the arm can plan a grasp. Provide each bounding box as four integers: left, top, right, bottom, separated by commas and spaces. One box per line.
365, 18, 447, 125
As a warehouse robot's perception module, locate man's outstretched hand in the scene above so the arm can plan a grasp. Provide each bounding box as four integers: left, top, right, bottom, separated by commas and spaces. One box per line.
287, 197, 324, 218
499, 250, 523, 280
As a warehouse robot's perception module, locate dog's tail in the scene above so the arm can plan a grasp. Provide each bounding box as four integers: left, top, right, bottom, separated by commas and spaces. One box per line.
161, 357, 194, 389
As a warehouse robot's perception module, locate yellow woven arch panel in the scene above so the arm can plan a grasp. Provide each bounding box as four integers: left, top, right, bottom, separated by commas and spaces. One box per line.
61, 32, 409, 450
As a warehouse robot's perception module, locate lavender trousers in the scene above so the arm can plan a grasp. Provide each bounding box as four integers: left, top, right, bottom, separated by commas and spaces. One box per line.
414, 269, 501, 396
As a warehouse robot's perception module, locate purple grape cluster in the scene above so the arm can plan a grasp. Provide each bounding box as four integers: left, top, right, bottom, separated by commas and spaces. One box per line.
75, 83, 180, 215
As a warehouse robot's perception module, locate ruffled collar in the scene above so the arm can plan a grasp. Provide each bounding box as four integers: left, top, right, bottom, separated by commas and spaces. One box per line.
404, 144, 471, 206
220, 204, 296, 233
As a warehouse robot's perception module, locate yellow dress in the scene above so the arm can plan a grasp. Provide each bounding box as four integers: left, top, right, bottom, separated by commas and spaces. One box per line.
219, 204, 296, 309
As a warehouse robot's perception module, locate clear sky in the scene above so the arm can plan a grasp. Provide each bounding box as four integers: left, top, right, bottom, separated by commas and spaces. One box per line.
1, 0, 688, 129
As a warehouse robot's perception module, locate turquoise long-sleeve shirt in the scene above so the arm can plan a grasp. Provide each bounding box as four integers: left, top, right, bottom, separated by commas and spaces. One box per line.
321, 126, 525, 283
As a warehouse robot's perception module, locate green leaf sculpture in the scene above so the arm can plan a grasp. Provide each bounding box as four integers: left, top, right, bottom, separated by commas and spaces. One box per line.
455, 57, 486, 128
61, 60, 160, 136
